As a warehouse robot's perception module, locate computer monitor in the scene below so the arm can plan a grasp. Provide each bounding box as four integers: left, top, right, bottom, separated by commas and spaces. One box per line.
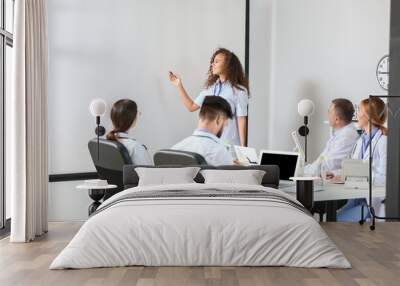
259, 150, 299, 180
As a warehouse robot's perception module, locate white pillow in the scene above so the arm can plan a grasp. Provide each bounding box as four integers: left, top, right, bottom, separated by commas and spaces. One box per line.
200, 169, 266, 185
135, 167, 201, 186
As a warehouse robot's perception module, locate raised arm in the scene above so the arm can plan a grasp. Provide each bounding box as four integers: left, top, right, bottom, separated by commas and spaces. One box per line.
169, 71, 200, 112
237, 116, 247, 146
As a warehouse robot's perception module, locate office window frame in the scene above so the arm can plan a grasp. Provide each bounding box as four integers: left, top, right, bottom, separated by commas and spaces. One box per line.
0, 0, 13, 230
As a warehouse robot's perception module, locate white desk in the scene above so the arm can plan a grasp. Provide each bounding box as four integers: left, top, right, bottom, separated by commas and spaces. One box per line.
281, 182, 385, 201
77, 184, 117, 215
314, 183, 385, 201
279, 181, 386, 221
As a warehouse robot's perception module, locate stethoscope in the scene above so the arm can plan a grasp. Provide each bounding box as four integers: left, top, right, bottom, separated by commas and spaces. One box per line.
351, 130, 383, 160
191, 134, 219, 144
115, 132, 137, 142
213, 80, 223, 96
212, 81, 237, 115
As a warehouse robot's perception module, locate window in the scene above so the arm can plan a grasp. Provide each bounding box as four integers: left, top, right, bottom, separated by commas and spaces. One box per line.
0, 0, 14, 231
5, 0, 13, 33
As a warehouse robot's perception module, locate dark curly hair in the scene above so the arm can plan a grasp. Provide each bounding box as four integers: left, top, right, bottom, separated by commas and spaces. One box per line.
205, 48, 249, 94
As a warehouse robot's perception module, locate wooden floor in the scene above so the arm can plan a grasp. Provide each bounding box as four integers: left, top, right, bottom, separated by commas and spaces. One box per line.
0, 222, 399, 286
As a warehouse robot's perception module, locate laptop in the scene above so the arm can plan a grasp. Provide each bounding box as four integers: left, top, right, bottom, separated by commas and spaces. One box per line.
259, 150, 301, 188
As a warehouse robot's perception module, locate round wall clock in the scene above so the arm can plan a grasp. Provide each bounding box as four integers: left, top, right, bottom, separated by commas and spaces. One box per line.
376, 55, 389, 90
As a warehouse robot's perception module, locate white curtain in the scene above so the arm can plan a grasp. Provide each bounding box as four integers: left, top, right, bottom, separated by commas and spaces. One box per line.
10, 0, 48, 242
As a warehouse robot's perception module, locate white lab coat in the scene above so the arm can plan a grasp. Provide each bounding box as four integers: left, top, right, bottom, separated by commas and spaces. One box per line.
351, 129, 387, 185
304, 123, 359, 176
350, 128, 387, 217
115, 132, 153, 165
171, 129, 234, 166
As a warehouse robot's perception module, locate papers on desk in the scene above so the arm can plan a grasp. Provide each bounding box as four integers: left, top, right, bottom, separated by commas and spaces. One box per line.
231, 146, 258, 165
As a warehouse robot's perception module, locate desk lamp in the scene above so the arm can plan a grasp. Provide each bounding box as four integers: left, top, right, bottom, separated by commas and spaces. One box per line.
297, 99, 315, 162
89, 99, 107, 160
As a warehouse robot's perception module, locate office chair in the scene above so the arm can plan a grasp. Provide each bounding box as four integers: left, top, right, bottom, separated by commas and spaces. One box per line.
88, 138, 133, 200
153, 149, 207, 166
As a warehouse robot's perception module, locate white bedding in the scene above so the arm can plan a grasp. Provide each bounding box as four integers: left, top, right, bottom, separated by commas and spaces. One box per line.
50, 183, 351, 269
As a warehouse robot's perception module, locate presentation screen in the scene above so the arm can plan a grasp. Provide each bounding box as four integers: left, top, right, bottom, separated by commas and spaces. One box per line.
47, 0, 246, 173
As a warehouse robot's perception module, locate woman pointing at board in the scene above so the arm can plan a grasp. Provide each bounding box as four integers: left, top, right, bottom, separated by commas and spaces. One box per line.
169, 48, 249, 146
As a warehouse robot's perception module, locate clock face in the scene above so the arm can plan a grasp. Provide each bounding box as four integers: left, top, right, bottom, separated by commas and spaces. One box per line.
376, 55, 389, 90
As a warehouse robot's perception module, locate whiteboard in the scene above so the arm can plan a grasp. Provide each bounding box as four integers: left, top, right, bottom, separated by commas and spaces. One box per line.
47, 0, 246, 173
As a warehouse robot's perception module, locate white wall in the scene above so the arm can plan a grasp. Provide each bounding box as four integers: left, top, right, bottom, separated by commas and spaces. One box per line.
47, 0, 246, 221
249, 0, 390, 162
248, 0, 274, 151
48, 0, 246, 173
48, 181, 92, 221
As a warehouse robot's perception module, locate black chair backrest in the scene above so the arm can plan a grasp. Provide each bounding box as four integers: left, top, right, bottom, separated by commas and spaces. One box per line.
88, 138, 133, 199
123, 164, 280, 190
154, 149, 207, 166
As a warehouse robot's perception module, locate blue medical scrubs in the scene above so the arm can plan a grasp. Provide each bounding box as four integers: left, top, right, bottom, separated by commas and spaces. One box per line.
194, 80, 249, 146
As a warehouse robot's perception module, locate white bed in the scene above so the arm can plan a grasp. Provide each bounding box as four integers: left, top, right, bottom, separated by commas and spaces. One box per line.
50, 183, 351, 269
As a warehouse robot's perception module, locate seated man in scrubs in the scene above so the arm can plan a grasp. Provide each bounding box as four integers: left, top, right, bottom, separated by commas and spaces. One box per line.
304, 98, 359, 178
171, 96, 234, 166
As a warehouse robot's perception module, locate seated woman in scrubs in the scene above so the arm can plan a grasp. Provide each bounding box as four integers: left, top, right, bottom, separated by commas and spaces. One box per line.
169, 48, 249, 146
106, 99, 152, 165
332, 97, 388, 221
